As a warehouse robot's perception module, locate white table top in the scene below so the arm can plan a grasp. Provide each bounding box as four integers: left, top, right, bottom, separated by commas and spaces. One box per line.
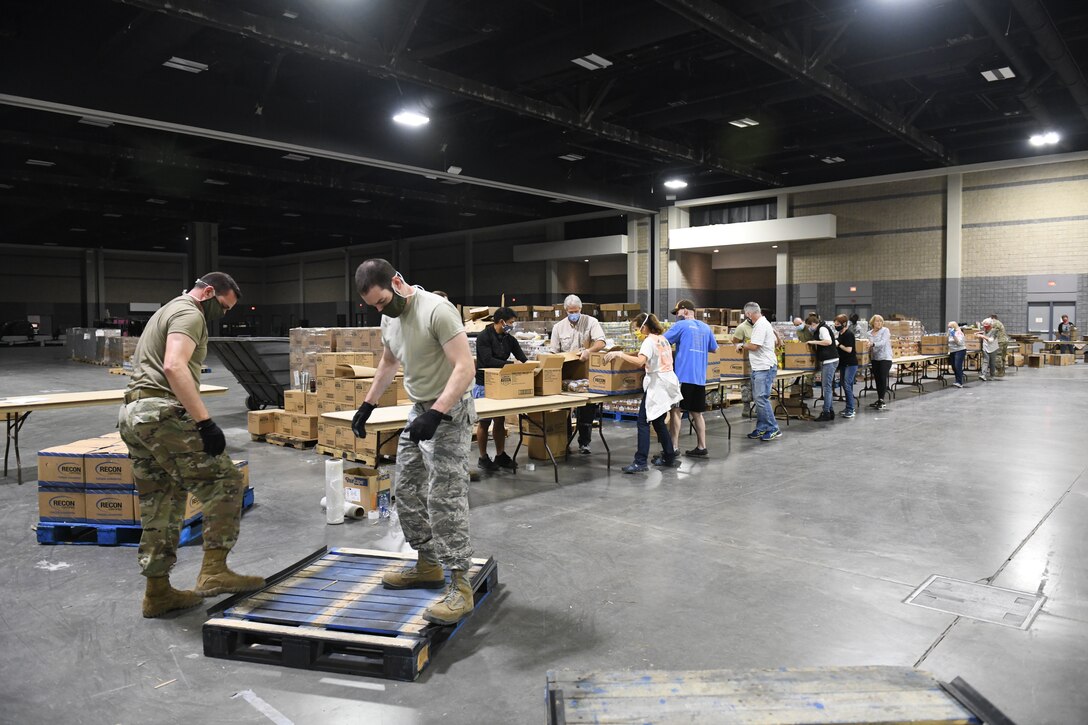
0, 384, 228, 414
322, 394, 587, 431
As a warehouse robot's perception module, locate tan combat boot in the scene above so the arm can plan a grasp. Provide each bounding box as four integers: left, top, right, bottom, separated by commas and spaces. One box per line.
422, 569, 474, 625
193, 548, 265, 596
381, 552, 446, 590
143, 576, 203, 618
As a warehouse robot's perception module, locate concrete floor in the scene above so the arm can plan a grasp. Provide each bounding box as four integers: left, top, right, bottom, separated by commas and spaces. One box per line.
1, 346, 1086, 724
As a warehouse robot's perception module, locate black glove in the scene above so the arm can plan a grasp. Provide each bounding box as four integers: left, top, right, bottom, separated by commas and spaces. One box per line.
352, 401, 376, 438
196, 418, 226, 456
408, 408, 452, 443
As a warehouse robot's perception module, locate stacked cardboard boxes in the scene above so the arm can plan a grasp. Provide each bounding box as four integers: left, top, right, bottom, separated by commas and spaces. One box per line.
37, 433, 248, 525
705, 349, 721, 382
884, 320, 923, 358
719, 346, 751, 381
781, 340, 815, 370
523, 411, 572, 460
1048, 353, 1075, 366
598, 303, 641, 322
919, 335, 948, 356
855, 339, 871, 367
105, 336, 139, 366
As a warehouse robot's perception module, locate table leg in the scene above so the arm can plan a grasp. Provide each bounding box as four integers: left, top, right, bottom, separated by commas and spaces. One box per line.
718, 385, 732, 440
5, 412, 29, 485
592, 405, 611, 469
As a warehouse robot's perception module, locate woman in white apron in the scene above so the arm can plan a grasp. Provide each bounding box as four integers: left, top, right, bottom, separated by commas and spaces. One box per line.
605, 312, 683, 473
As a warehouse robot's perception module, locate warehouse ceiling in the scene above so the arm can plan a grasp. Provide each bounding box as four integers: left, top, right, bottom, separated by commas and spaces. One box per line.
1, 0, 1087, 256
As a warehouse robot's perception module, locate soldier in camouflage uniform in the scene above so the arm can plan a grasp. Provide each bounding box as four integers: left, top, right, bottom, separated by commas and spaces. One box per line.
990, 313, 1009, 377
118, 272, 263, 618
350, 259, 478, 626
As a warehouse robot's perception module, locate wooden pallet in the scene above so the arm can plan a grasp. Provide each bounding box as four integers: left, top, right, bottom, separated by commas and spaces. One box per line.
38, 488, 255, 546
314, 444, 391, 466
108, 367, 132, 376
252, 433, 317, 449
203, 547, 498, 681
546, 666, 1005, 724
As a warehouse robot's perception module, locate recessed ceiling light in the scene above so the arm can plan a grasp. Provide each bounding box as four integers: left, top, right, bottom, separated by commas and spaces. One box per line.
571, 53, 613, 71
664, 179, 688, 189
282, 153, 309, 161
821, 156, 845, 164
446, 165, 462, 175
771, 245, 778, 249
981, 67, 1015, 82
283, 212, 301, 217
282, 9, 299, 19
728, 118, 760, 128
393, 111, 430, 127
162, 56, 208, 73
203, 178, 228, 186
713, 249, 719, 253
229, 226, 246, 231
78, 116, 114, 128
459, 212, 476, 217
26, 159, 55, 167
102, 212, 122, 218
69, 227, 86, 232
584, 259, 590, 262
146, 198, 167, 204
558, 153, 585, 161
1029, 131, 1060, 146
351, 198, 371, 204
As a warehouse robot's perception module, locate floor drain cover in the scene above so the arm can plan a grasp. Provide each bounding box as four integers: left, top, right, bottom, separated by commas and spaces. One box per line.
904, 575, 1046, 630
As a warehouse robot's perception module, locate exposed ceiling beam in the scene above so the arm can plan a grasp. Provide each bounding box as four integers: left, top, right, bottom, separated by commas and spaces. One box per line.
653, 0, 955, 165
110, 0, 780, 186
1009, 0, 1088, 124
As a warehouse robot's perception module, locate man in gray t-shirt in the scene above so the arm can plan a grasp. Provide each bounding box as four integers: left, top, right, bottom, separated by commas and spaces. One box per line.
351, 259, 478, 626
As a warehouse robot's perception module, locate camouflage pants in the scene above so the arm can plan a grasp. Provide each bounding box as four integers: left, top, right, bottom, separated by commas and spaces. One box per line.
394, 396, 476, 571
996, 342, 1007, 376
118, 398, 245, 578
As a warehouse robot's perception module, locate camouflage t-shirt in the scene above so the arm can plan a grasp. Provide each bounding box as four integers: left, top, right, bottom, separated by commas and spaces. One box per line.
129, 295, 207, 396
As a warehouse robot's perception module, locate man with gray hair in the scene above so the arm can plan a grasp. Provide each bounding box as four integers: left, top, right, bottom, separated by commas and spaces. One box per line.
550, 293, 606, 453
736, 302, 782, 442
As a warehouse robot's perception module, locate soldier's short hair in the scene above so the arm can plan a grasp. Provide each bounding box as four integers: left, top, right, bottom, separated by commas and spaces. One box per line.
197, 272, 242, 300
355, 259, 396, 296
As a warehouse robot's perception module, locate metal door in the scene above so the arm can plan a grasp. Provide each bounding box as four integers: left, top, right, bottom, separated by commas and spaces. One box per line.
1027, 303, 1052, 334
1053, 303, 1076, 329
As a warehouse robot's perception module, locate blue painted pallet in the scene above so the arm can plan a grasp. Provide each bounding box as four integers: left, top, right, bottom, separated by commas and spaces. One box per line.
203, 546, 499, 681
36, 487, 254, 546
601, 411, 638, 422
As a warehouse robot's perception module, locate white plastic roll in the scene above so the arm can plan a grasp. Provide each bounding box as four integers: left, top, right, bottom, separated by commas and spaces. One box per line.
325, 459, 345, 525
320, 496, 366, 520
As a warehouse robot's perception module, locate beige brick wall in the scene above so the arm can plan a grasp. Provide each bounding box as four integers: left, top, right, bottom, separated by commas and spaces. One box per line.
962, 160, 1088, 277
792, 176, 943, 207
791, 230, 944, 282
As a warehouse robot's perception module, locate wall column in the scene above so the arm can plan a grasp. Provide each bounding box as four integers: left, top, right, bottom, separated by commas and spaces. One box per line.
945, 173, 963, 323
775, 242, 791, 320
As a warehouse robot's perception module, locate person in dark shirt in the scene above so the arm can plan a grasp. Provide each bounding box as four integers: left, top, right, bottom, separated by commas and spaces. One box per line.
472, 307, 527, 471
833, 314, 859, 418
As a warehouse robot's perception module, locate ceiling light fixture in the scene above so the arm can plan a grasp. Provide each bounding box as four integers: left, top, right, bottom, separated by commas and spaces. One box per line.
146, 198, 167, 204
663, 179, 688, 189
771, 245, 778, 249
203, 178, 228, 186
459, 212, 476, 217
1029, 131, 1060, 146
162, 56, 209, 73
393, 110, 430, 127
446, 165, 462, 175
283, 212, 301, 217
728, 117, 760, 128
980, 66, 1015, 82
78, 116, 114, 128
713, 249, 719, 253
26, 159, 55, 167
102, 212, 122, 217
282, 9, 299, 19
351, 198, 371, 204
571, 53, 613, 71
282, 153, 309, 161
821, 156, 845, 164
558, 153, 585, 161
584, 259, 590, 262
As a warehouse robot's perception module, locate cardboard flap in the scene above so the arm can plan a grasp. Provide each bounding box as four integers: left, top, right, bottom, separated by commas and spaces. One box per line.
535, 354, 567, 370
499, 362, 540, 373
334, 364, 378, 378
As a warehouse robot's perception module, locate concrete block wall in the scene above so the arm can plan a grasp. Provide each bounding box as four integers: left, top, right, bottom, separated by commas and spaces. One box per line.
715, 267, 775, 312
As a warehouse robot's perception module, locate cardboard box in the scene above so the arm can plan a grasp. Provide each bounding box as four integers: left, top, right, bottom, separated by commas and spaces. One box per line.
276, 412, 319, 440
705, 349, 721, 382
284, 389, 306, 413
343, 466, 392, 512
83, 444, 133, 486
37, 441, 95, 484
598, 303, 627, 322
534, 354, 566, 396
587, 348, 644, 394
1048, 353, 1074, 366
394, 376, 408, 404
85, 485, 137, 523
483, 362, 537, 399
1007, 353, 1025, 367
1027, 354, 1046, 368
332, 327, 383, 353
546, 351, 589, 382
782, 340, 815, 370
38, 484, 85, 522
524, 411, 571, 460
335, 379, 398, 408
720, 360, 751, 380
316, 379, 338, 404
531, 305, 554, 320
317, 352, 376, 378
718, 345, 749, 362
305, 392, 320, 416
247, 409, 280, 436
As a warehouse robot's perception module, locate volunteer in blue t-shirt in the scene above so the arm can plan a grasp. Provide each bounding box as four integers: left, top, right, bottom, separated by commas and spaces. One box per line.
664, 299, 719, 457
